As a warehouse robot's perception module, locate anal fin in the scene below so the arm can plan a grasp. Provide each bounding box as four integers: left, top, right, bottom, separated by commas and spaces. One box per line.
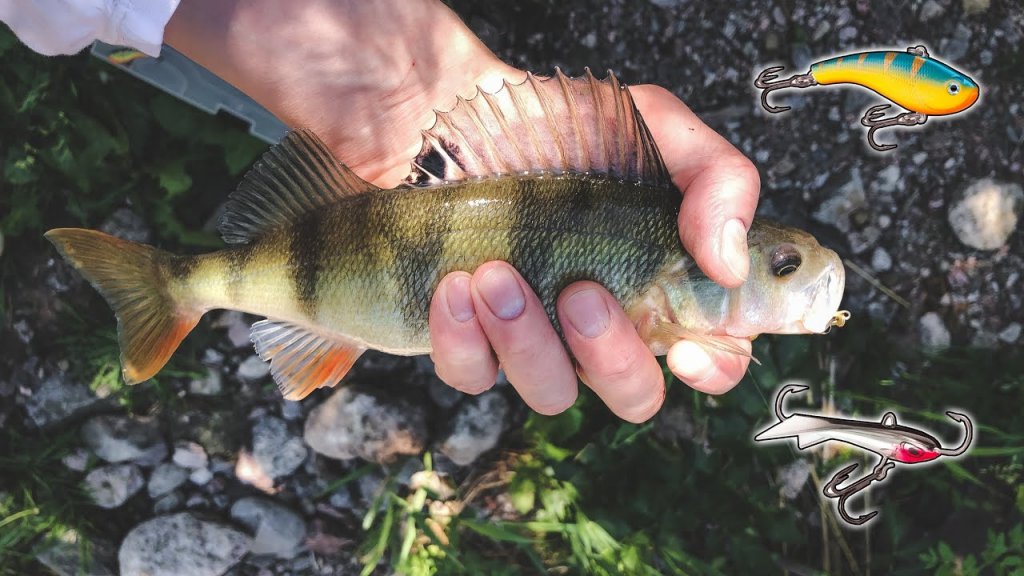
250, 320, 365, 400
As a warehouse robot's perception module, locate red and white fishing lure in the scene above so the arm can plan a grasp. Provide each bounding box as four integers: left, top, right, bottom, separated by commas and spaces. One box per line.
755, 383, 973, 526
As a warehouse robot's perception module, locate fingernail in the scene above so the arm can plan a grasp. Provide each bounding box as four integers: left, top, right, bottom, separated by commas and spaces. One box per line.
563, 289, 610, 339
673, 340, 715, 385
720, 218, 749, 283
477, 266, 526, 320
445, 275, 475, 322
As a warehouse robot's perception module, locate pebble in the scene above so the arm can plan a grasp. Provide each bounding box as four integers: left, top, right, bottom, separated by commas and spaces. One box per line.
813, 169, 865, 234
173, 441, 209, 469
874, 164, 901, 194
919, 0, 945, 21
947, 178, 1023, 250
36, 530, 117, 576
189, 367, 223, 396
776, 459, 811, 501
212, 310, 253, 349
81, 415, 168, 466
189, 467, 214, 486
303, 387, 428, 463
252, 417, 308, 479
148, 463, 190, 498
230, 497, 307, 559
84, 463, 144, 509
238, 355, 271, 381
153, 492, 183, 514
439, 391, 510, 466
999, 322, 1022, 344
99, 208, 150, 244
920, 312, 952, 351
871, 247, 893, 272
118, 513, 251, 576
62, 448, 91, 472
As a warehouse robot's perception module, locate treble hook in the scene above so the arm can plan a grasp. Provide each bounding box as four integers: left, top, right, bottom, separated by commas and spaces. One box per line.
860, 104, 929, 152
754, 66, 818, 113
822, 457, 896, 525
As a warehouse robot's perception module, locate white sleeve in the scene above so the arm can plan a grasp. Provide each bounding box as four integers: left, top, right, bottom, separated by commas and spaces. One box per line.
0, 0, 181, 57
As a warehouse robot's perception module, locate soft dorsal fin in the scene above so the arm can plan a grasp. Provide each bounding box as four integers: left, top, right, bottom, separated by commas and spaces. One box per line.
881, 412, 897, 427
250, 319, 366, 400
219, 129, 379, 244
405, 68, 672, 188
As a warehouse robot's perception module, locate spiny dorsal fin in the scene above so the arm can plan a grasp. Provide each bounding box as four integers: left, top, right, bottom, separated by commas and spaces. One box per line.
250, 319, 366, 400
405, 68, 672, 188
220, 129, 379, 244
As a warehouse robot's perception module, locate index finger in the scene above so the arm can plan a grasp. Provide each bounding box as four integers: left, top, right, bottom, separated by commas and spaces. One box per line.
630, 85, 761, 289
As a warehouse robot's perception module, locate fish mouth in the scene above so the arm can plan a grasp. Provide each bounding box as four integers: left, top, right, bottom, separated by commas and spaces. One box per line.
801, 258, 847, 333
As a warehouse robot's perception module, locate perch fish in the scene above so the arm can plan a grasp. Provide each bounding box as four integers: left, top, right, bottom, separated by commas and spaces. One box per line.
46, 70, 848, 400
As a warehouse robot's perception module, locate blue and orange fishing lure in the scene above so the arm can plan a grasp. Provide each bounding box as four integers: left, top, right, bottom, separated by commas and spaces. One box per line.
755, 46, 979, 151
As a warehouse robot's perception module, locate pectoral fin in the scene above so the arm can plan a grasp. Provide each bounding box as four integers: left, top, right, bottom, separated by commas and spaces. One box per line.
250, 319, 365, 400
649, 321, 761, 365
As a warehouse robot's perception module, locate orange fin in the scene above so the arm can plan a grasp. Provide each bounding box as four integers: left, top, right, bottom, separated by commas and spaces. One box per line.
406, 68, 672, 188
44, 228, 201, 384
650, 321, 761, 366
250, 319, 365, 400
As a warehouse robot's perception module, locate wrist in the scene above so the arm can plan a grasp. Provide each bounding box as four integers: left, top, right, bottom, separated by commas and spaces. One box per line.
167, 0, 520, 184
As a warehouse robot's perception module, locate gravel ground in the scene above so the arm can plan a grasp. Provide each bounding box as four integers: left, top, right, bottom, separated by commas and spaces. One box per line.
3, 0, 1022, 574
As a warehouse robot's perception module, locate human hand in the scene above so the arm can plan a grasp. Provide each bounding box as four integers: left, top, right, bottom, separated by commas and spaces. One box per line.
166, 0, 759, 422
428, 85, 759, 422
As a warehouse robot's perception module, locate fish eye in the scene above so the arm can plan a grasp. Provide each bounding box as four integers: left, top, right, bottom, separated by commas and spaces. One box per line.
770, 244, 802, 278
947, 82, 960, 95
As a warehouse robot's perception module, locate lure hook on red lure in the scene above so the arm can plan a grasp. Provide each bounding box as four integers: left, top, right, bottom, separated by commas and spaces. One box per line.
755, 383, 973, 526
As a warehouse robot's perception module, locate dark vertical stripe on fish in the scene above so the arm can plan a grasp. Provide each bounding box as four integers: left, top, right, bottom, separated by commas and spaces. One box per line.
225, 245, 255, 305
395, 187, 455, 327
164, 254, 195, 282
289, 213, 324, 318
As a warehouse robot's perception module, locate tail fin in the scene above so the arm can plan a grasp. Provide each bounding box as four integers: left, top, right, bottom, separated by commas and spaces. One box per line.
45, 228, 201, 385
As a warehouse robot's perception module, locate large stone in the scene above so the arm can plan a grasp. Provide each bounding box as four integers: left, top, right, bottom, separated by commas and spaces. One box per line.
84, 464, 144, 509
81, 415, 167, 466
304, 387, 427, 462
118, 513, 251, 576
25, 375, 102, 428
948, 178, 1023, 250
230, 497, 306, 559
438, 391, 509, 466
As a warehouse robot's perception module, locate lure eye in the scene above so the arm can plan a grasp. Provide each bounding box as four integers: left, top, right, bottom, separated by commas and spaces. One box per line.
770, 244, 802, 278
947, 82, 960, 96
904, 443, 922, 456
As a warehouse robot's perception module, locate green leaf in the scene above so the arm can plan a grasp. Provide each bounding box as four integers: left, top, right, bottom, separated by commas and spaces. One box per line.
509, 477, 536, 514
157, 160, 192, 196
461, 519, 533, 544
